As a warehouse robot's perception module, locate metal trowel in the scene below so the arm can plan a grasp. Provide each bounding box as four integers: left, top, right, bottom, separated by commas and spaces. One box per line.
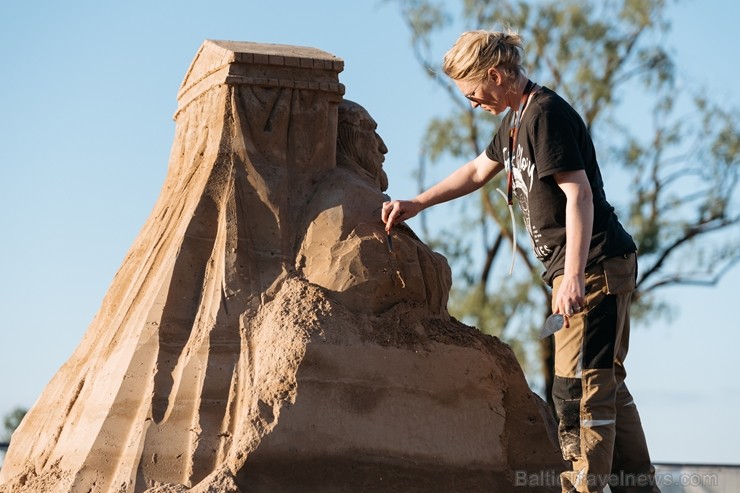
539, 313, 565, 339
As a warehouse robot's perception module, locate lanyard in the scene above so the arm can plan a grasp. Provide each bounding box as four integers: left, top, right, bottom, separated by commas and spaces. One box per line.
498, 79, 535, 276
506, 79, 535, 205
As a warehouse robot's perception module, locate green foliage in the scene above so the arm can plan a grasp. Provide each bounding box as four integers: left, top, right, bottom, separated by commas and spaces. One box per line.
392, 0, 740, 386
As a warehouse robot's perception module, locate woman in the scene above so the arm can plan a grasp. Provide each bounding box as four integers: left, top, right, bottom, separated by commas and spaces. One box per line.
381, 30, 659, 493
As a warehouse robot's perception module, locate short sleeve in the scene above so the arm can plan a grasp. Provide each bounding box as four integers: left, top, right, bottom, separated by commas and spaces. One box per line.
486, 120, 510, 163
530, 110, 585, 178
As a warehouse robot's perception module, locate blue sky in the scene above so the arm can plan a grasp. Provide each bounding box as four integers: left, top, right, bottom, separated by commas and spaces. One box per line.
1, 0, 738, 465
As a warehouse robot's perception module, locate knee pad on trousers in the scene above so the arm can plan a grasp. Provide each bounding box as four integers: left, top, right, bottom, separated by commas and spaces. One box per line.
553, 375, 582, 461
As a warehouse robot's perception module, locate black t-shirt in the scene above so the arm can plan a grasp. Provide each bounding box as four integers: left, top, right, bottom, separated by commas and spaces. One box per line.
485, 85, 636, 285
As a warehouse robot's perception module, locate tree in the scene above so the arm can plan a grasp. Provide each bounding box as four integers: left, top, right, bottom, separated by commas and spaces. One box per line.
392, 0, 740, 406
1, 407, 27, 442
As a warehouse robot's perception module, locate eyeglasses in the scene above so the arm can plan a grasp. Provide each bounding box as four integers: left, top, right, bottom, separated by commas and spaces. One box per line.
465, 80, 485, 104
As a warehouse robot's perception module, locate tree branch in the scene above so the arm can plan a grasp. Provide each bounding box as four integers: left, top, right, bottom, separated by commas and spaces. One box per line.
637, 215, 740, 290
640, 255, 740, 292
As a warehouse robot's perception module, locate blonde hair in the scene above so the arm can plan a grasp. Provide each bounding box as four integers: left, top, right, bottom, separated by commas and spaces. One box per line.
442, 30, 525, 84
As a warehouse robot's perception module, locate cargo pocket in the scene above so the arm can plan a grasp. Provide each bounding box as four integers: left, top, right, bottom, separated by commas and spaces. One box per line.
602, 253, 637, 295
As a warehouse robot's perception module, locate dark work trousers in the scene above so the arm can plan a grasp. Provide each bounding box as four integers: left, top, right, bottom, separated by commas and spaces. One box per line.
551, 253, 660, 493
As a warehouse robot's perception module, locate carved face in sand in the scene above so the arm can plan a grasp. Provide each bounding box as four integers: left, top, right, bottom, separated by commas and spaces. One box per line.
337, 100, 389, 191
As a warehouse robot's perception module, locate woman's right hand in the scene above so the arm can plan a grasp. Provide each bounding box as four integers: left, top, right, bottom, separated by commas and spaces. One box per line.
381, 199, 422, 232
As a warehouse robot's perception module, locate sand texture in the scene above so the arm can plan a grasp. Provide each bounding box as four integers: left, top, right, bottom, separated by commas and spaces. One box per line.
0, 40, 563, 492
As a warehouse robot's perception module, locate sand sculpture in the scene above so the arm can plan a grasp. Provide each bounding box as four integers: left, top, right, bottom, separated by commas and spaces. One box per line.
0, 40, 563, 492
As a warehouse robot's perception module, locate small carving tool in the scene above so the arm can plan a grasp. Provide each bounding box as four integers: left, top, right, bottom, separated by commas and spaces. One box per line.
382, 193, 394, 253
539, 313, 564, 339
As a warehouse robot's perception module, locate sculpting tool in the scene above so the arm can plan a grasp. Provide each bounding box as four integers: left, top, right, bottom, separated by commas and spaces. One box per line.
539, 313, 564, 339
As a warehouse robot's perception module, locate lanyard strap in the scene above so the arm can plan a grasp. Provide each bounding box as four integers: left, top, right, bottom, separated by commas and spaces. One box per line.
506, 79, 535, 205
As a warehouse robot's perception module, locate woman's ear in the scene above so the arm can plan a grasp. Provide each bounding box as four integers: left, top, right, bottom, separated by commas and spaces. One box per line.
487, 66, 501, 84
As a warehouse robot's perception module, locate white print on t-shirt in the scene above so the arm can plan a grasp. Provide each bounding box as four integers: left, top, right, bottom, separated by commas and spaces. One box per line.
503, 144, 554, 261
